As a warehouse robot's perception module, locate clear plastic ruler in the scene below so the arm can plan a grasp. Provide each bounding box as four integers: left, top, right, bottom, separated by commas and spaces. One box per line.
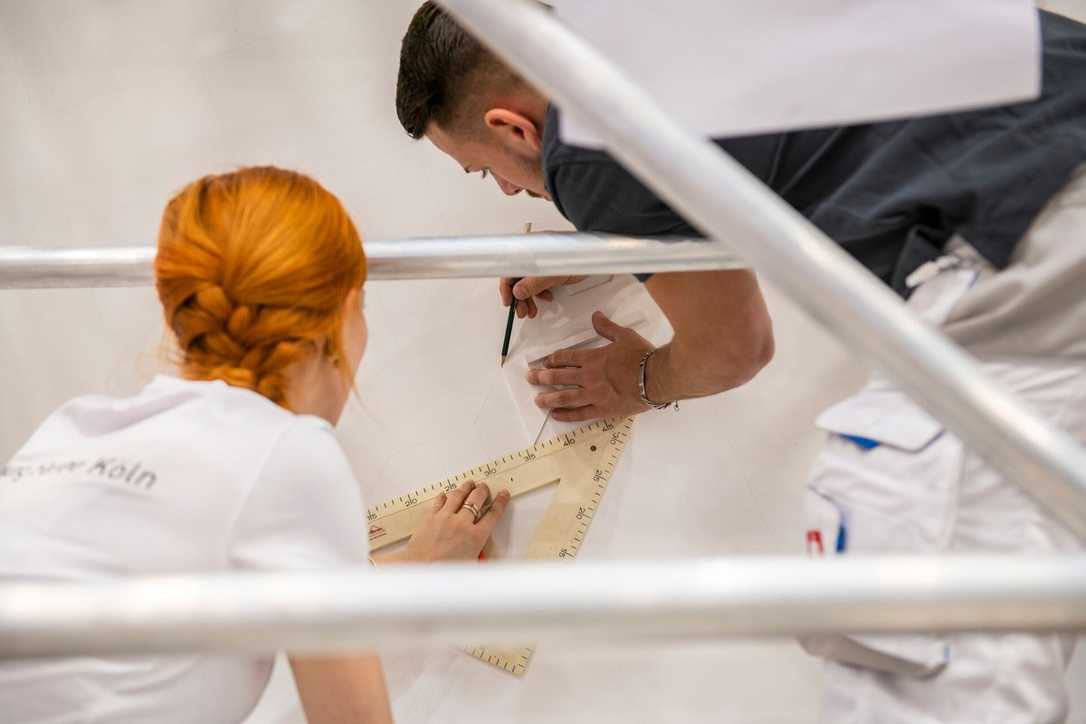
367, 416, 635, 676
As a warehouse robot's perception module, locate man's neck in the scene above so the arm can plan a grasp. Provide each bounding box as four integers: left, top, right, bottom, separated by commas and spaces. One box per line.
518, 91, 551, 135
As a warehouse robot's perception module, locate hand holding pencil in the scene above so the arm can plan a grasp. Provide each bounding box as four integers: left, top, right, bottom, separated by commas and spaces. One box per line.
499, 224, 591, 364
500, 223, 532, 366
499, 224, 589, 366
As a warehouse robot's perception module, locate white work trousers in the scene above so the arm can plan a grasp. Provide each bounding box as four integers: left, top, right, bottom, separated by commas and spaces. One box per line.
803, 165, 1086, 724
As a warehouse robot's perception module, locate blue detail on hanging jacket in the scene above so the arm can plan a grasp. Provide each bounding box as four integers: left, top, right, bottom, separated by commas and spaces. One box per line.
840, 434, 881, 450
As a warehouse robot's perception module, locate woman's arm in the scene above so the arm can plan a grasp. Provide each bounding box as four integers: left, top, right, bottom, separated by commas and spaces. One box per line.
288, 481, 509, 724
290, 655, 394, 724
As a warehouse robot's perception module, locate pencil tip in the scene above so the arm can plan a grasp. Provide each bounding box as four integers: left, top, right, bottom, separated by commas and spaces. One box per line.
500, 355, 507, 367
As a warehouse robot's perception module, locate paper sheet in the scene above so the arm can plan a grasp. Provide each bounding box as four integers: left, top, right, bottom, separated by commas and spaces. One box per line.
500, 275, 667, 444
552, 0, 1041, 145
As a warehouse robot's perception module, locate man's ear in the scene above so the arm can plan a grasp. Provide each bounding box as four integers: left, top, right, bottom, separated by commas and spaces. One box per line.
484, 108, 543, 153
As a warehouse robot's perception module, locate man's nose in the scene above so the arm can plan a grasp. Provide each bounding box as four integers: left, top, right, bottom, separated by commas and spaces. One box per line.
494, 176, 522, 196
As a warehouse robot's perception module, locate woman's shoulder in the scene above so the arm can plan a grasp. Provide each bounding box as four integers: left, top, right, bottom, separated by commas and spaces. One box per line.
229, 407, 365, 569
258, 413, 354, 488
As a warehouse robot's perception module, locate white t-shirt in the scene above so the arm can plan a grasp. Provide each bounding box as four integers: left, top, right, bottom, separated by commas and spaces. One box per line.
0, 375, 369, 724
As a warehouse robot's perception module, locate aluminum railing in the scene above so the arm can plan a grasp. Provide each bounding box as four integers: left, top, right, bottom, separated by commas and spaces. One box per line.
3, 557, 1085, 658
0, 233, 743, 289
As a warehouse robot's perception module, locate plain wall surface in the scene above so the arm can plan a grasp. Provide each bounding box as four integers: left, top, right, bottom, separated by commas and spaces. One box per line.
1, 2, 1083, 722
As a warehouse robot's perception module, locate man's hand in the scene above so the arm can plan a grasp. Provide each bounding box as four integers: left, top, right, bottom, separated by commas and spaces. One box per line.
500, 275, 588, 319
526, 311, 655, 422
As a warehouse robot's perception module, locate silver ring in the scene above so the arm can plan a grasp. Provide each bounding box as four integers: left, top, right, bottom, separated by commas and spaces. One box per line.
461, 502, 483, 523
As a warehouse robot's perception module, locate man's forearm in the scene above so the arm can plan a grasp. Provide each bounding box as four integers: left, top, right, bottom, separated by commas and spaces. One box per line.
642, 270, 774, 403
645, 338, 759, 402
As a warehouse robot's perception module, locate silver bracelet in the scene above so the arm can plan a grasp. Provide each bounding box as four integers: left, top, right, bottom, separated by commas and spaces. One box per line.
638, 349, 674, 410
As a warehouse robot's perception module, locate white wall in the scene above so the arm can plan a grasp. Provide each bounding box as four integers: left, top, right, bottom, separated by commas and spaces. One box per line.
0, 0, 559, 454
0, 2, 1082, 722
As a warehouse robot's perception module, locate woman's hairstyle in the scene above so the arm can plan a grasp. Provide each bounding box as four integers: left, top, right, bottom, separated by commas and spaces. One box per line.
155, 166, 366, 409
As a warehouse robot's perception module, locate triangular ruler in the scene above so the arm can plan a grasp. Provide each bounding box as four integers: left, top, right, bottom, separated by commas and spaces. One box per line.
367, 416, 635, 676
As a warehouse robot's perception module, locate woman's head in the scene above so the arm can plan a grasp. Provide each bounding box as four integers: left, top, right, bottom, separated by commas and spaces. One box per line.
155, 167, 367, 420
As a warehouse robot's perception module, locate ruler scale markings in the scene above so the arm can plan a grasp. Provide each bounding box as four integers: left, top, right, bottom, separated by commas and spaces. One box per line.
366, 417, 634, 675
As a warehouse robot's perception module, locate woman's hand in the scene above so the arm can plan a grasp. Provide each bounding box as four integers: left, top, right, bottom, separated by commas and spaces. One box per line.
398, 480, 510, 563
292, 484, 510, 724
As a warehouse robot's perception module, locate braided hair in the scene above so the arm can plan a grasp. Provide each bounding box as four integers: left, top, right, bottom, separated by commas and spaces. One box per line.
155, 167, 366, 409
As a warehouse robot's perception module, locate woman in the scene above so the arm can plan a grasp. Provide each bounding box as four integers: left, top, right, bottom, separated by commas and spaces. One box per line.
0, 166, 510, 724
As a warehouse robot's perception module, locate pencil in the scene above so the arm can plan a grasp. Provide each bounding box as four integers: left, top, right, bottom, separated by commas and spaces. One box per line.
500, 223, 532, 366
500, 296, 516, 366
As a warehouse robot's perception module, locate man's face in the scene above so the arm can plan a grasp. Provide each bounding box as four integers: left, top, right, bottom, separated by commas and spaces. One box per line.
426, 121, 551, 200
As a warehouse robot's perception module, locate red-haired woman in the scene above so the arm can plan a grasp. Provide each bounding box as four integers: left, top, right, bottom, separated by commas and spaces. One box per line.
0, 166, 510, 724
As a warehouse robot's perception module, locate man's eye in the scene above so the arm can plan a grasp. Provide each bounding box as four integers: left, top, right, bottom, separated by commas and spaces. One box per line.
480, 169, 490, 180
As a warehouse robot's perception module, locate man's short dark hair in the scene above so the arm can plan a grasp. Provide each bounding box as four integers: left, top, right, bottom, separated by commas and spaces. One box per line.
396, 2, 521, 139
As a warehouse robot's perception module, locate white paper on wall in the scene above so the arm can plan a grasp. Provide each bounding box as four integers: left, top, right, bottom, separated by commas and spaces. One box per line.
552, 0, 1042, 146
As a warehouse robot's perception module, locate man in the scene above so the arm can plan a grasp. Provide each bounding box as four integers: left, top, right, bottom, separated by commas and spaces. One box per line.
395, 3, 776, 423
396, 4, 1086, 723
